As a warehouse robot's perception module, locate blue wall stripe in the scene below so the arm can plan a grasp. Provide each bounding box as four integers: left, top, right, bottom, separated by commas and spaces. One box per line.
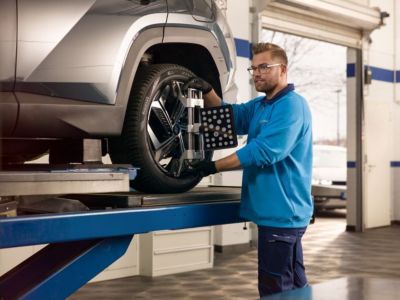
369, 66, 394, 83
348, 161, 400, 168
234, 38, 251, 59
347, 161, 400, 168
346, 63, 399, 83
347, 63, 355, 77
347, 161, 356, 168
235, 39, 400, 81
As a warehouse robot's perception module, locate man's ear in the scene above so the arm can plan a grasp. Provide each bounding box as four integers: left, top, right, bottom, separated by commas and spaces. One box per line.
281, 64, 288, 76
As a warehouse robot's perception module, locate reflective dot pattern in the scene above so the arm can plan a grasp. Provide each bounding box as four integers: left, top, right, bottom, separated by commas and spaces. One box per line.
200, 105, 238, 150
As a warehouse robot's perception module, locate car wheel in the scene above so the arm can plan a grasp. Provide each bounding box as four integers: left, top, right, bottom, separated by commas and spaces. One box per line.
109, 64, 211, 193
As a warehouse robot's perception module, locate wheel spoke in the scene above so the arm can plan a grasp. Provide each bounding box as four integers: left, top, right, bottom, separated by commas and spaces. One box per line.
170, 82, 186, 125
175, 158, 185, 177
147, 124, 162, 150
172, 133, 187, 177
153, 135, 177, 162
146, 80, 191, 178
150, 85, 173, 133
177, 132, 185, 155
167, 157, 186, 177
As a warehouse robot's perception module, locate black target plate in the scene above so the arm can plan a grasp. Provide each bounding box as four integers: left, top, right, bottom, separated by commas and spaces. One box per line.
199, 105, 238, 150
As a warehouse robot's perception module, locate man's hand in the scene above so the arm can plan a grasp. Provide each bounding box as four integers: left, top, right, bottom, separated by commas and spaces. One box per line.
186, 160, 218, 177
183, 77, 213, 94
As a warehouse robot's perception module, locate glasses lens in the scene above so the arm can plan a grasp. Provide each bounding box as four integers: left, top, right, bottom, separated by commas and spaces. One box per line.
259, 64, 269, 73
248, 64, 283, 75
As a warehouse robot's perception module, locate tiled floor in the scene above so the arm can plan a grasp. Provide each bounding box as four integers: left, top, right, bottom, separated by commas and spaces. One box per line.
71, 212, 400, 299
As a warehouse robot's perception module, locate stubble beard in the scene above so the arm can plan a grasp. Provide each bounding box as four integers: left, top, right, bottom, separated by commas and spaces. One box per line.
255, 81, 278, 94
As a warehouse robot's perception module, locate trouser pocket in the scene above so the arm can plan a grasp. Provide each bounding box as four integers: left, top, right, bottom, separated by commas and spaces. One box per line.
258, 232, 296, 296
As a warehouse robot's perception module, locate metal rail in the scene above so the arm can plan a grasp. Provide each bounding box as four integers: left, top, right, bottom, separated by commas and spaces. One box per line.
0, 188, 243, 299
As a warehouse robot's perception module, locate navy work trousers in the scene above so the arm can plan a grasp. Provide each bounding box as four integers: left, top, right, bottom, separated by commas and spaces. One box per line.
258, 225, 308, 298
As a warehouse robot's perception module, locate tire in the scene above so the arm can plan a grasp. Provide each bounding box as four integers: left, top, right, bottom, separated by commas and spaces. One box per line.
109, 64, 211, 193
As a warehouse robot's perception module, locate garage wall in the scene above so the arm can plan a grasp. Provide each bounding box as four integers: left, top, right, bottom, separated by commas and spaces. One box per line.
212, 0, 252, 248
392, 0, 400, 221
216, 1, 400, 228
212, 1, 253, 169
228, 0, 400, 228
360, 0, 394, 228
226, 0, 252, 102
331, 0, 399, 226
212, 0, 252, 165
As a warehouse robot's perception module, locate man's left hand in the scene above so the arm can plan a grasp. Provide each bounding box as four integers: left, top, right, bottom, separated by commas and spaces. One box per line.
186, 161, 218, 177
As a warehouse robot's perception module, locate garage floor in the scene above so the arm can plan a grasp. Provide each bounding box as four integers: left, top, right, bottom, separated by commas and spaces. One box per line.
71, 212, 400, 299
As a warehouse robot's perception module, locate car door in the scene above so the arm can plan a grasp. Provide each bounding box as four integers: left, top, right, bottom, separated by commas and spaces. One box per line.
0, 0, 18, 136
15, 0, 103, 102
15, 0, 168, 105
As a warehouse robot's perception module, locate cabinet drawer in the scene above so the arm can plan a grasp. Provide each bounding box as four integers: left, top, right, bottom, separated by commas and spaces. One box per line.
154, 227, 212, 251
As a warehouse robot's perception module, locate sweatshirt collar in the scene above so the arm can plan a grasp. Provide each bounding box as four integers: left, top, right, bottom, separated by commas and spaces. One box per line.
264, 83, 295, 105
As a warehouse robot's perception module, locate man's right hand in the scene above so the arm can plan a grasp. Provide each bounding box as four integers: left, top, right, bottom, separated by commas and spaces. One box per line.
184, 160, 218, 178
183, 77, 213, 94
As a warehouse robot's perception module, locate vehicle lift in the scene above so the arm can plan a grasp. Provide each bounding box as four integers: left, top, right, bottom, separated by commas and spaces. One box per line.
0, 89, 244, 299
0, 184, 242, 299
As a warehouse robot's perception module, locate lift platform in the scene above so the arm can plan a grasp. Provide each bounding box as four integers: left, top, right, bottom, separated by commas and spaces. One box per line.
0, 187, 243, 299
0, 164, 136, 197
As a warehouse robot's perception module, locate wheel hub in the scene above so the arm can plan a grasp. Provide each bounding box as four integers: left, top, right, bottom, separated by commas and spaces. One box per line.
173, 124, 181, 135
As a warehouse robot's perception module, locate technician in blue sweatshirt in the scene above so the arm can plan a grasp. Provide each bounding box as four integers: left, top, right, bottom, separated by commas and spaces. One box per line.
185, 42, 313, 297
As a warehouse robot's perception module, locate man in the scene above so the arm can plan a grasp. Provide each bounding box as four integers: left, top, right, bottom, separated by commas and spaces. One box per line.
185, 42, 313, 297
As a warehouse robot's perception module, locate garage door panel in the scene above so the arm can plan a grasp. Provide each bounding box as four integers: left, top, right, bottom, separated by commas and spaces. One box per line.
261, 0, 381, 48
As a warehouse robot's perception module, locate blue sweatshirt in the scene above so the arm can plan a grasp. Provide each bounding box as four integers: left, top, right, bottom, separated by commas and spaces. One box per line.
230, 84, 313, 228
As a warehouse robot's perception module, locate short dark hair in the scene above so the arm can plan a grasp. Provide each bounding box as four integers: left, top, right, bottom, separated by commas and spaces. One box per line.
252, 42, 288, 66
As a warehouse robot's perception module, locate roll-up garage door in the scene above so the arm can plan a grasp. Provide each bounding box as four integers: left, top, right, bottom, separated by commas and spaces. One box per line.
259, 0, 382, 48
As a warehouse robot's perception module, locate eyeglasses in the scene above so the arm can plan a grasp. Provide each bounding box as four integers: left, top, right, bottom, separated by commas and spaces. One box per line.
247, 63, 283, 75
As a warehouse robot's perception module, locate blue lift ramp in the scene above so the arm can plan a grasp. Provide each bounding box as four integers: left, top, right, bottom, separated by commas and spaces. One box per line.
0, 187, 243, 299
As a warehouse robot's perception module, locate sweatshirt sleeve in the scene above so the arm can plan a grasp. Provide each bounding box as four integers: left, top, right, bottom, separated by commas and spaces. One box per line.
222, 97, 261, 135
236, 97, 306, 168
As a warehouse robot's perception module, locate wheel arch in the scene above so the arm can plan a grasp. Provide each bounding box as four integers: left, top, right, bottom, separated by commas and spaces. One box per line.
116, 27, 230, 135
145, 43, 222, 97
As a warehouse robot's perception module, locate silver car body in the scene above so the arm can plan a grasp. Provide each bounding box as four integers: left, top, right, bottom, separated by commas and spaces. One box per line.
0, 0, 236, 139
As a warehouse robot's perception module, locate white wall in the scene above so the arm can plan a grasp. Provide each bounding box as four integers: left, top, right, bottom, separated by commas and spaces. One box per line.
212, 0, 253, 247
212, 0, 253, 180
222, 0, 400, 228
360, 0, 395, 228
212, 1, 252, 161
347, 0, 400, 226
392, 0, 400, 221
226, 0, 252, 103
